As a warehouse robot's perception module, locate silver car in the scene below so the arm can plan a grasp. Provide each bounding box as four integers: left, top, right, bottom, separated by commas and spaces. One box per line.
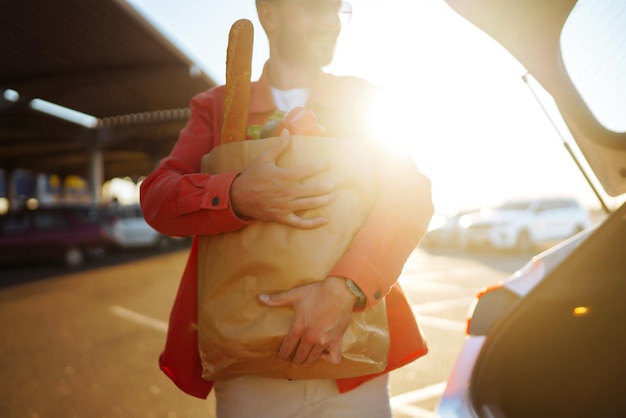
457, 197, 592, 253
438, 0, 626, 417
105, 203, 189, 250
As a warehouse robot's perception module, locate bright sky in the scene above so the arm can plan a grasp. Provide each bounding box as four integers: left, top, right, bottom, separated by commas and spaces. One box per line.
121, 0, 616, 215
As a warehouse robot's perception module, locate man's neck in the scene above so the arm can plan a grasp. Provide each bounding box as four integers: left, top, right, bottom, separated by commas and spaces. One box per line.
267, 58, 319, 90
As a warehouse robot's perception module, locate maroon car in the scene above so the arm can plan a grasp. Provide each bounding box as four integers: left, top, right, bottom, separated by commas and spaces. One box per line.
0, 205, 112, 268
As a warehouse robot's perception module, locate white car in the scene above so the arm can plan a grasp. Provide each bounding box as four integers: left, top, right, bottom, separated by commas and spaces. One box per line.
106, 204, 188, 250
458, 198, 592, 253
437, 0, 626, 417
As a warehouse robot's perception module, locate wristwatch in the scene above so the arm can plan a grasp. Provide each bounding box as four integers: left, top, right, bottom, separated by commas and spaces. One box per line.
345, 279, 366, 308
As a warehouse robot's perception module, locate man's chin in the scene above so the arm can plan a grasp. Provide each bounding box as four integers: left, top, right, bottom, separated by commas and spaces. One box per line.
311, 47, 336, 68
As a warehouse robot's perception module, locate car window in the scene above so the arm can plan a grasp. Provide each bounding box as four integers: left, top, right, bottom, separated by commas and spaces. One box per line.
556, 200, 577, 209
72, 207, 101, 223
34, 211, 66, 230
133, 206, 143, 218
547, 202, 564, 211
112, 205, 143, 219
117, 206, 133, 219
1, 213, 30, 234
560, 0, 626, 133
499, 202, 530, 211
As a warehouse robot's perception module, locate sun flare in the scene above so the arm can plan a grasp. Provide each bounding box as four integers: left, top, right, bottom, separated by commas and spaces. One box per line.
368, 87, 419, 157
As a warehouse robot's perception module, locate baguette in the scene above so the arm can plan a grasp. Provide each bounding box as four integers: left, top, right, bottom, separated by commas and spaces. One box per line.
221, 19, 254, 144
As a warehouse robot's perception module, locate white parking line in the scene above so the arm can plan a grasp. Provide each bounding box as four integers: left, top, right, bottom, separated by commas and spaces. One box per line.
415, 315, 467, 332
411, 296, 474, 315
390, 381, 446, 418
109, 305, 168, 333
400, 265, 491, 280
392, 404, 440, 418
400, 278, 478, 296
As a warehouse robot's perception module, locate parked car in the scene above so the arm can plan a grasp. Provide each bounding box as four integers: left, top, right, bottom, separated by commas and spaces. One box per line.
104, 203, 188, 250
422, 210, 475, 249
0, 205, 111, 268
437, 0, 626, 417
457, 197, 592, 253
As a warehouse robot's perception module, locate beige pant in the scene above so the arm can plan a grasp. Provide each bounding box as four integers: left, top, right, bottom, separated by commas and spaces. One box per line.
214, 374, 391, 418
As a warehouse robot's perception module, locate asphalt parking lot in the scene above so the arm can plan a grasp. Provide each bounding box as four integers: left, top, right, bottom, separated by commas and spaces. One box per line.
0, 244, 530, 418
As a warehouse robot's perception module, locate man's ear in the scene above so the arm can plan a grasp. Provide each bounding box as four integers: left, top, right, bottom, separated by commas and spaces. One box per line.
257, 1, 277, 34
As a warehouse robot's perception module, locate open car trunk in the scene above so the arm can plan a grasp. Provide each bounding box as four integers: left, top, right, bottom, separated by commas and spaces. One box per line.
470, 202, 626, 417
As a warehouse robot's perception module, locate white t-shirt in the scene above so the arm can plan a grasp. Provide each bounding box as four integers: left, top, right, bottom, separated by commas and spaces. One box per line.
271, 87, 311, 112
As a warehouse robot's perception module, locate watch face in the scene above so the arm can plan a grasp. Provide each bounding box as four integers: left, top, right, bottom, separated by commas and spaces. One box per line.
346, 279, 366, 307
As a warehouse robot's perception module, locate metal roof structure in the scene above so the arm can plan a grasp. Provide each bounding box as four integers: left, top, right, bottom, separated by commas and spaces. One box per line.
0, 0, 216, 182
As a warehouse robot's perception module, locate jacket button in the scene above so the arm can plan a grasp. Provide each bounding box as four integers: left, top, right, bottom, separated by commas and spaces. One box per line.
374, 290, 382, 299
211, 197, 220, 206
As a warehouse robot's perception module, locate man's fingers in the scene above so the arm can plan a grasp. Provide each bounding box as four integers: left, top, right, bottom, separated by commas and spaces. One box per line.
282, 212, 328, 229
259, 290, 294, 307
260, 129, 290, 162
303, 345, 325, 365
320, 343, 342, 365
293, 180, 337, 199
259, 129, 331, 180
289, 192, 337, 212
275, 191, 337, 229
277, 334, 300, 362
287, 159, 331, 182
290, 342, 313, 366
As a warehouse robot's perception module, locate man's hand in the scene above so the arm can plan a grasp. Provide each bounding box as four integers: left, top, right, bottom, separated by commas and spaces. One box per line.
230, 129, 337, 229
259, 276, 358, 366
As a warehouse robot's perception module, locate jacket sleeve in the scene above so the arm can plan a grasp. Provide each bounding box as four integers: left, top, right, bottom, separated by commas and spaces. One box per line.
139, 89, 252, 237
328, 144, 434, 311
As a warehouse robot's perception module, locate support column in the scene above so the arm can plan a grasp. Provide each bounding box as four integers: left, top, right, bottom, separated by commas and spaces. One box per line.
88, 145, 104, 205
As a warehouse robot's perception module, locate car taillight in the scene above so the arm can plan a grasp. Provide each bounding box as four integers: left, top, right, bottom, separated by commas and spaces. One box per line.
100, 225, 109, 240
100, 216, 118, 240
465, 282, 520, 336
465, 283, 503, 335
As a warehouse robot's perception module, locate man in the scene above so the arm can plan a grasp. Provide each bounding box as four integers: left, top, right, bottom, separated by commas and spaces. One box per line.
140, 0, 434, 416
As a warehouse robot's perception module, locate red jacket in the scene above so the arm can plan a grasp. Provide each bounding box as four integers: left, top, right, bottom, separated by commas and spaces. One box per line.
140, 63, 434, 398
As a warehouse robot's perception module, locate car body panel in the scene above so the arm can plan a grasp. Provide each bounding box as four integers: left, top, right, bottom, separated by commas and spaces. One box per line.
437, 336, 486, 418
0, 206, 111, 267
111, 204, 160, 247
422, 212, 468, 248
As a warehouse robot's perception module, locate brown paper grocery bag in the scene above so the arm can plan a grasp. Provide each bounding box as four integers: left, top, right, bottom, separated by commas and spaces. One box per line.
197, 136, 389, 381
